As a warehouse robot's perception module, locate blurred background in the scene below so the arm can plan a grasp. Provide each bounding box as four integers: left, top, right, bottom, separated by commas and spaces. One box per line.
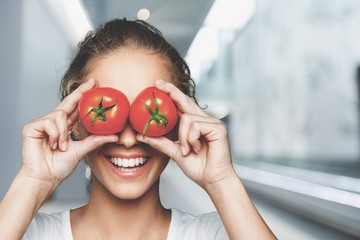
1, 0, 360, 239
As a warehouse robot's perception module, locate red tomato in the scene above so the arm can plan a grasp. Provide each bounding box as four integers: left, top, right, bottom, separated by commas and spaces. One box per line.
78, 87, 130, 135
129, 87, 178, 137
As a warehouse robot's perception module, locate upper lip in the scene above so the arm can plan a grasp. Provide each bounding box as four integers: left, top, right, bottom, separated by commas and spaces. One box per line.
102, 143, 152, 159
105, 153, 150, 159
109, 156, 149, 168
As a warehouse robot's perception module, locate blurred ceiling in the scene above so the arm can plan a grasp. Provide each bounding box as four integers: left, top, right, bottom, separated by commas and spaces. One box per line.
83, 0, 215, 56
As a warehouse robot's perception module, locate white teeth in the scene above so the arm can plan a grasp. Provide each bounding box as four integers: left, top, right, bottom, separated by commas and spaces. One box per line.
122, 159, 129, 167
120, 167, 139, 173
129, 158, 135, 167
110, 157, 148, 167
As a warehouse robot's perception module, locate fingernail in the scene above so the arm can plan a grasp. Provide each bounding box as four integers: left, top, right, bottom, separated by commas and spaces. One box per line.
136, 134, 145, 142
181, 146, 187, 156
193, 146, 199, 154
52, 142, 57, 150
155, 79, 164, 85
112, 136, 119, 142
86, 78, 96, 87
85, 78, 93, 85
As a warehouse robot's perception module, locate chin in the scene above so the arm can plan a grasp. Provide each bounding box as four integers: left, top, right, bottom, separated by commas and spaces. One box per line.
106, 179, 162, 201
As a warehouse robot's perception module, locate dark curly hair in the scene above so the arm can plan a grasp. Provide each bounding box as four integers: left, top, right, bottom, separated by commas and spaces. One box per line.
59, 18, 197, 104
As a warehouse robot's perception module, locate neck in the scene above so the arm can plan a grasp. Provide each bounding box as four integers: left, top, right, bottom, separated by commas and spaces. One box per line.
90, 178, 165, 220
71, 178, 171, 240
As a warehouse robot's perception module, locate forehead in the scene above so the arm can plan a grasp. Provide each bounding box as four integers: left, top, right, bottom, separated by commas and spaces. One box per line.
84, 49, 174, 103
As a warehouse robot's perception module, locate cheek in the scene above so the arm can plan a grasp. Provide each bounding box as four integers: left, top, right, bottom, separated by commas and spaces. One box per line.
86, 148, 107, 179
150, 145, 170, 170
155, 152, 170, 174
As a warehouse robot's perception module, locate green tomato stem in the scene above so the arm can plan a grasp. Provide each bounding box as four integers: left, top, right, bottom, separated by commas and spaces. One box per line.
83, 97, 117, 126
141, 92, 169, 137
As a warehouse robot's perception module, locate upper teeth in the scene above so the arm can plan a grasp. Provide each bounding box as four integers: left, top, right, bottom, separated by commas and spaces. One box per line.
110, 157, 148, 167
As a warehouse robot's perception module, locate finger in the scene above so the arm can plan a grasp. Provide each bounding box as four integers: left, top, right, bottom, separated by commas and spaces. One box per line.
66, 108, 79, 131
70, 134, 119, 162
186, 121, 221, 154
187, 122, 203, 154
56, 78, 96, 114
154, 79, 207, 116
178, 113, 221, 156
177, 113, 193, 156
52, 109, 70, 151
189, 120, 227, 143
30, 118, 60, 149
136, 135, 183, 162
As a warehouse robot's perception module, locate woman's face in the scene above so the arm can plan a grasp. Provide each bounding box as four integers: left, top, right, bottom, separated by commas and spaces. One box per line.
79, 48, 174, 200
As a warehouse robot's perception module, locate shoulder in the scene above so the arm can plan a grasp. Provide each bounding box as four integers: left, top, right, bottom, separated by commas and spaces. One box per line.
167, 208, 229, 240
23, 210, 72, 240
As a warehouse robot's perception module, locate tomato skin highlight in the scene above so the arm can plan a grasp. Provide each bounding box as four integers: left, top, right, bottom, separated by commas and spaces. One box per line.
129, 87, 178, 137
78, 87, 130, 135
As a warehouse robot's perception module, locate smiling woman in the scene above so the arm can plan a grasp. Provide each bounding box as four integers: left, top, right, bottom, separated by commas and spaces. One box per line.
0, 19, 276, 240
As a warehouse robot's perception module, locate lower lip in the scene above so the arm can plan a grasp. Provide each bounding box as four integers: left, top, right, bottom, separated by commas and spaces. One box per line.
106, 158, 151, 178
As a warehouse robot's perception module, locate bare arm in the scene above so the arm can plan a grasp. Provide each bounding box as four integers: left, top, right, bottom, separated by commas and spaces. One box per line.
205, 171, 276, 239
0, 79, 118, 239
138, 79, 276, 239
0, 170, 55, 239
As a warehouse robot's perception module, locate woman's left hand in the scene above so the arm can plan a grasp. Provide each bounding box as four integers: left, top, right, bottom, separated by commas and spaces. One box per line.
136, 79, 235, 190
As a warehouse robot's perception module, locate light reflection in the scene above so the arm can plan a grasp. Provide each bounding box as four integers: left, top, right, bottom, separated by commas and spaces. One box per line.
236, 165, 360, 209
40, 0, 93, 46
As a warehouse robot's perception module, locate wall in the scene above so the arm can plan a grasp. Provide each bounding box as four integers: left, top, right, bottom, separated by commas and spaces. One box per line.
0, 0, 22, 197
0, 0, 88, 200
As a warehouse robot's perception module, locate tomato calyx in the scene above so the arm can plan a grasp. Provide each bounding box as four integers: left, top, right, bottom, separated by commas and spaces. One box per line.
83, 97, 117, 126
141, 92, 169, 137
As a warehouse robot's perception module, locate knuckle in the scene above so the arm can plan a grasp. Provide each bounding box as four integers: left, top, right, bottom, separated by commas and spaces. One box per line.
217, 122, 228, 136
146, 137, 162, 149
213, 117, 222, 124
179, 113, 192, 124
61, 95, 72, 105
189, 121, 201, 132
43, 117, 55, 126
183, 95, 193, 106
92, 135, 106, 145
44, 118, 60, 135
53, 109, 67, 119
22, 123, 32, 136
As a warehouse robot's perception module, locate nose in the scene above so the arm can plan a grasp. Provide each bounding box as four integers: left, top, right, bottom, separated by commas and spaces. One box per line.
116, 121, 139, 148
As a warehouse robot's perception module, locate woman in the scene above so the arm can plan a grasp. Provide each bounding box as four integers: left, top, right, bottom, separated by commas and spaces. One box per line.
0, 19, 276, 239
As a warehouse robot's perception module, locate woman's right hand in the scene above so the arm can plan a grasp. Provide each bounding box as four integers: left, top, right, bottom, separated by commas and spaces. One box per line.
20, 79, 118, 191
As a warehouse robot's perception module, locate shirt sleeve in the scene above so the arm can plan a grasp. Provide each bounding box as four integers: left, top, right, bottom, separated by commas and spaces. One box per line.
22, 216, 41, 240
196, 212, 229, 240
22, 211, 70, 240
169, 209, 229, 240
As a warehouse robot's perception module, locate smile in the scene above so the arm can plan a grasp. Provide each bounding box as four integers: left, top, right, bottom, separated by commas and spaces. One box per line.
109, 157, 149, 174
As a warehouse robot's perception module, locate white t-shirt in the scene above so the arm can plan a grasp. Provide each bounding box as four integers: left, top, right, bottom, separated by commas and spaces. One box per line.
23, 208, 228, 240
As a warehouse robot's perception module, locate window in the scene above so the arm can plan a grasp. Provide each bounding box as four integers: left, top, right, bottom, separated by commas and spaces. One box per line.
187, 0, 360, 237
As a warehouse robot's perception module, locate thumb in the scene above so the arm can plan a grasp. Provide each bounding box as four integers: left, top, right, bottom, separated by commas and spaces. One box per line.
70, 134, 118, 162
136, 134, 183, 162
